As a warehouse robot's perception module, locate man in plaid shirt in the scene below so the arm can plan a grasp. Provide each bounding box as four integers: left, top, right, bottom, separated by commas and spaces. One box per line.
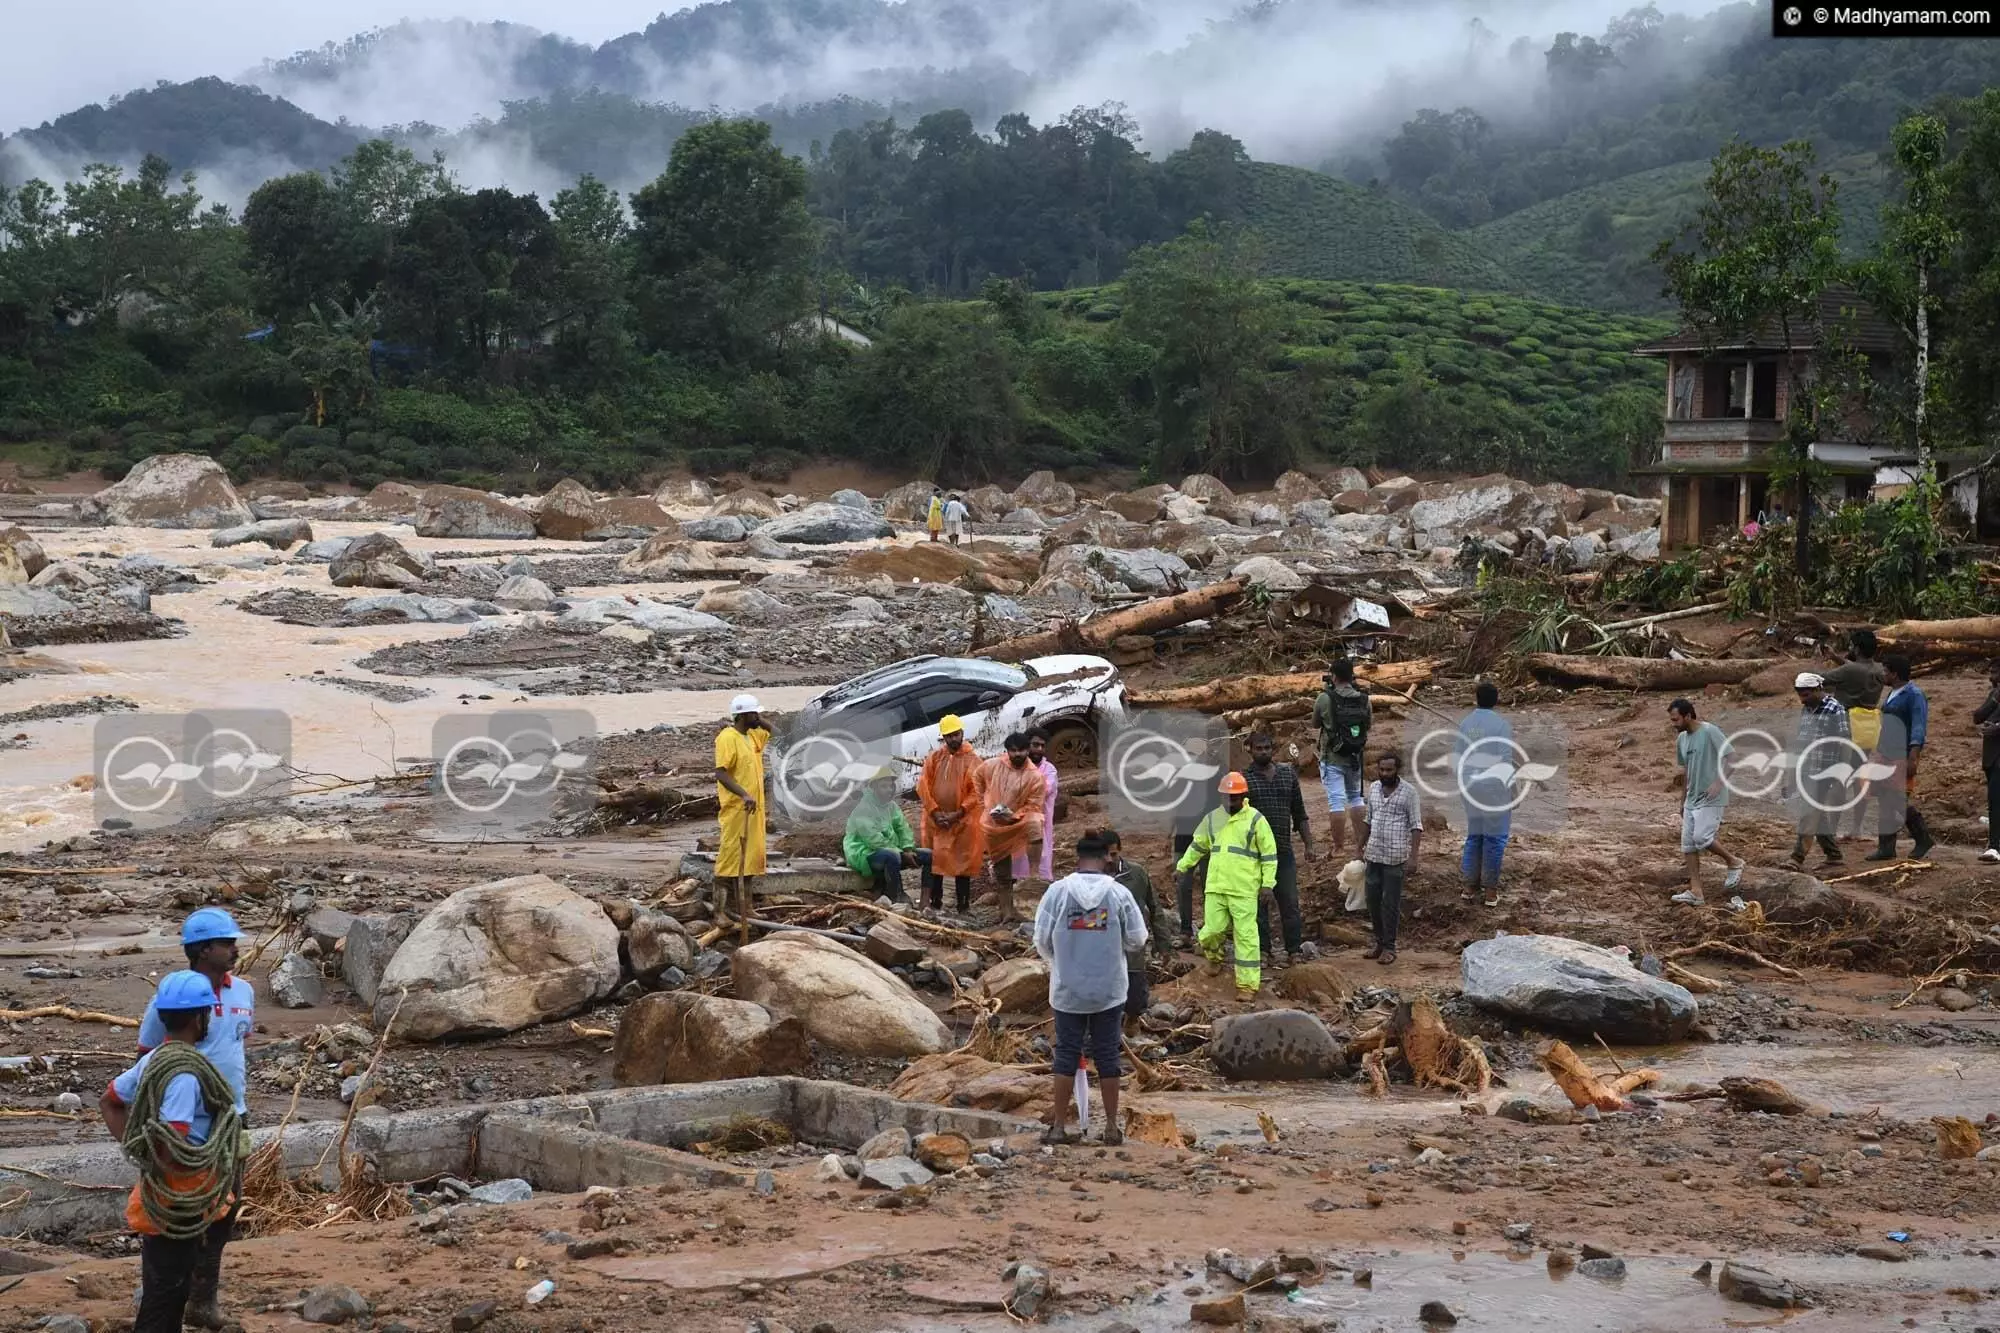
1361, 753, 1421, 966
1788, 672, 1849, 870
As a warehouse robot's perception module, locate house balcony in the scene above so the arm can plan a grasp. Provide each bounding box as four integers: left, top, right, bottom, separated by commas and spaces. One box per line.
1662, 417, 1787, 446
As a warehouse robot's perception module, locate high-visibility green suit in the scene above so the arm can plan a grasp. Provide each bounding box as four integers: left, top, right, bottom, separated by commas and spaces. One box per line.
1176, 802, 1277, 991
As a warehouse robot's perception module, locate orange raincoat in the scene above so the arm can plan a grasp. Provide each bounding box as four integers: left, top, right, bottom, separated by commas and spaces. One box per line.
919, 743, 984, 878
975, 754, 1046, 867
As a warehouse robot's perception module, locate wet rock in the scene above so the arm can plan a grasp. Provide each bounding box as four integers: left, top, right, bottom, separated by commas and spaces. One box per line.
1716, 1262, 1801, 1308
1190, 1292, 1245, 1325
1230, 555, 1307, 593
297, 536, 356, 562
760, 503, 892, 545
611, 992, 808, 1085
1043, 544, 1191, 594
269, 953, 324, 1009
913, 1131, 972, 1172
863, 921, 928, 969
39, 1315, 89, 1333
1208, 1009, 1346, 1081
343, 913, 417, 1007
812, 1153, 848, 1183
1935, 986, 1977, 1012
207, 817, 353, 851
1856, 1243, 1908, 1262
339, 1073, 369, 1104
1179, 473, 1235, 503
414, 485, 537, 540
626, 909, 694, 983
376, 874, 623, 1040
466, 1178, 533, 1205
82, 453, 253, 529
31, 562, 100, 591
999, 507, 1050, 531
652, 477, 715, 511
1417, 1299, 1457, 1327
0, 587, 73, 617
683, 515, 750, 543
858, 1155, 934, 1190
343, 593, 481, 623
1578, 1243, 1616, 1261
213, 517, 313, 550
858, 1127, 913, 1161
1009, 1263, 1053, 1317
975, 957, 1050, 1013
559, 597, 726, 634
302, 907, 356, 952
1460, 934, 1697, 1044
534, 479, 605, 541
694, 586, 788, 622
710, 489, 784, 520
329, 532, 435, 589
0, 526, 48, 581
1577, 1257, 1626, 1280
450, 1300, 500, 1330
830, 488, 873, 511
302, 1284, 372, 1324
494, 575, 556, 610
732, 933, 951, 1058
110, 582, 151, 612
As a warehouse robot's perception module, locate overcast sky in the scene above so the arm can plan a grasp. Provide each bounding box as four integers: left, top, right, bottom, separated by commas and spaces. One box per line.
1, 1, 667, 132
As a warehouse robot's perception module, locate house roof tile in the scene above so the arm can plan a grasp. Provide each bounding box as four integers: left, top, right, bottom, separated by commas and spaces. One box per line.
1634, 286, 1900, 356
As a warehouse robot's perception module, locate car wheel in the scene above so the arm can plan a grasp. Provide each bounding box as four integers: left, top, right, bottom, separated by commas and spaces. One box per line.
1042, 720, 1097, 769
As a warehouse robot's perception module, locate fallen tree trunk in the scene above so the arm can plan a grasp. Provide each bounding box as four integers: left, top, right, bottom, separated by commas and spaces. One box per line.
1129, 659, 1436, 713
1523, 654, 1764, 692
976, 579, 1246, 662
1878, 616, 2000, 661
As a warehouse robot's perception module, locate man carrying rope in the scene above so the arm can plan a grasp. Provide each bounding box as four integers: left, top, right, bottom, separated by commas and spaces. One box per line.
103, 970, 244, 1333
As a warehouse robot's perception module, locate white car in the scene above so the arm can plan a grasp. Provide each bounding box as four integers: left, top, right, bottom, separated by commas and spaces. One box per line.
769, 653, 1127, 821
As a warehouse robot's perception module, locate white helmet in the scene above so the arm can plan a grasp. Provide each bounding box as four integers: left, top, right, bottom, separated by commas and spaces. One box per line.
730, 694, 762, 717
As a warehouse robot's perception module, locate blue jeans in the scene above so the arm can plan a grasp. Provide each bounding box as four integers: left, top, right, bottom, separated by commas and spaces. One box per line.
1461, 833, 1508, 885
867, 848, 930, 901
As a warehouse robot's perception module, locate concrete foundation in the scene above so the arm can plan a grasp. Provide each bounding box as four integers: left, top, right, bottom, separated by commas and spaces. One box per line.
676, 853, 869, 898
0, 1077, 1035, 1240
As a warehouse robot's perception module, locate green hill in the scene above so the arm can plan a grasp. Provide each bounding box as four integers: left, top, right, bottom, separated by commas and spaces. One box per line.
1242, 163, 1519, 293
1471, 154, 1891, 314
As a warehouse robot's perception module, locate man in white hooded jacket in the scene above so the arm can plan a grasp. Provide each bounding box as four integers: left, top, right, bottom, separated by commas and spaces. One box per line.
1033, 833, 1149, 1145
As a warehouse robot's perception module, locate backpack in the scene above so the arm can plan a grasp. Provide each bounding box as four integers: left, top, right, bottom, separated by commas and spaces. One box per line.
1324, 686, 1371, 760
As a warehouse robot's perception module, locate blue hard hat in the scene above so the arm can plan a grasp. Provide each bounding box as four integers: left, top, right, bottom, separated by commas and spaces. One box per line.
155, 970, 216, 1012
180, 908, 242, 947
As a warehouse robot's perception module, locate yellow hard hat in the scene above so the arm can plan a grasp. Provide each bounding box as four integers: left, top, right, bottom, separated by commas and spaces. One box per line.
938, 714, 965, 736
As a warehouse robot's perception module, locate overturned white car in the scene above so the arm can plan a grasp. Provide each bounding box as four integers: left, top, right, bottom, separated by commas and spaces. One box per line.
769, 653, 1126, 822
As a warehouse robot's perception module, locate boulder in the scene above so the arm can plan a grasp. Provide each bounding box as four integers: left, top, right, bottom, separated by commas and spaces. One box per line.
329, 532, 436, 589
1208, 1009, 1347, 1081
612, 992, 810, 1085
414, 486, 537, 540
1043, 545, 1191, 595
212, 517, 313, 550
1330, 489, 1371, 514
1408, 476, 1530, 546
0, 545, 25, 588
858, 1126, 912, 1160
709, 490, 783, 520
0, 526, 49, 581
761, 503, 893, 545
976, 957, 1050, 1013
534, 479, 604, 541
841, 542, 985, 586
999, 508, 1050, 531
31, 562, 100, 591
964, 485, 1012, 522
1272, 471, 1327, 506
1102, 492, 1168, 524
206, 817, 352, 851
110, 582, 151, 612
82, 454, 253, 529
1247, 502, 1286, 527
591, 497, 676, 539
743, 532, 792, 560
269, 953, 324, 1009
374, 874, 624, 1040
859, 1156, 934, 1190
626, 909, 694, 983
681, 515, 749, 543
559, 598, 727, 634
1717, 1263, 1802, 1309
1178, 474, 1235, 503
302, 908, 358, 953
342, 594, 482, 624
889, 1051, 1051, 1116
694, 586, 789, 622
1162, 493, 1211, 524
343, 913, 418, 1007
652, 477, 715, 511
881, 481, 941, 521
1271, 960, 1353, 1006
1460, 934, 1697, 1044
1611, 528, 1662, 561
353, 481, 425, 521
0, 587, 74, 617
1291, 498, 1335, 528
829, 487, 874, 511
913, 1131, 973, 1172
302, 1285, 371, 1325
298, 537, 355, 563
1324, 467, 1370, 494
1230, 555, 1307, 592
493, 575, 556, 610
1013, 470, 1079, 517
731, 932, 952, 1058
863, 920, 928, 969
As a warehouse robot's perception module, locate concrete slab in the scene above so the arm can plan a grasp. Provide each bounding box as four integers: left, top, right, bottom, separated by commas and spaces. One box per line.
584, 1234, 959, 1289
677, 853, 869, 898
477, 1114, 752, 1191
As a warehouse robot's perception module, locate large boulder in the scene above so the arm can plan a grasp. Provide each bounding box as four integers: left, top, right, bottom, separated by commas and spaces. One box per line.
1179, 474, 1234, 503
559, 597, 727, 634
31, 562, 98, 591
1408, 475, 1530, 546
0, 587, 74, 617
82, 454, 253, 529
1324, 467, 1370, 495
626, 908, 695, 982
342, 594, 482, 623
613, 992, 811, 1085
493, 575, 556, 609
534, 479, 604, 541
1013, 471, 1079, 517
1460, 934, 1697, 1044
760, 503, 893, 545
732, 932, 952, 1058
414, 486, 537, 540
829, 487, 874, 511
976, 957, 1050, 1013
0, 544, 24, 587
374, 874, 623, 1039
652, 477, 715, 512
329, 532, 436, 589
964, 485, 1012, 523
353, 481, 425, 521
0, 527, 49, 582
682, 515, 750, 543
1231, 555, 1307, 593
709, 490, 783, 520
212, 517, 313, 550
1043, 544, 1191, 594
343, 913, 417, 1007
591, 497, 677, 539
1102, 492, 1168, 524
694, 585, 789, 622
881, 480, 941, 521
1271, 471, 1326, 506
1209, 1010, 1347, 1081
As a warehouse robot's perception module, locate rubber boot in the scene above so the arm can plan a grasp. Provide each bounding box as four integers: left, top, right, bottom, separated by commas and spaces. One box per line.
1908, 809, 1935, 861
184, 1241, 226, 1330
1863, 835, 1900, 862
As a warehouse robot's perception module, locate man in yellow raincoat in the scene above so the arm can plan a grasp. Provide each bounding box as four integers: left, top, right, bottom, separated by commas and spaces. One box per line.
926, 491, 945, 542
715, 695, 769, 892
1176, 772, 1277, 998
919, 715, 982, 913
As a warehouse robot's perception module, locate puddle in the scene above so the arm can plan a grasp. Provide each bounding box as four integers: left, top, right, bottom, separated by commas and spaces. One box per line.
890, 1250, 1999, 1333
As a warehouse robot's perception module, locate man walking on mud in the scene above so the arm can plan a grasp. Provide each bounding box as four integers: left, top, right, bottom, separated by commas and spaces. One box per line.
1786, 672, 1848, 871
1669, 698, 1745, 905
1176, 772, 1277, 998
1360, 753, 1420, 966
1313, 659, 1372, 858
1868, 654, 1934, 863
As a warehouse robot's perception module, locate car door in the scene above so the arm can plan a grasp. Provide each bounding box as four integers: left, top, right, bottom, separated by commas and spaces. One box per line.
902, 680, 1011, 789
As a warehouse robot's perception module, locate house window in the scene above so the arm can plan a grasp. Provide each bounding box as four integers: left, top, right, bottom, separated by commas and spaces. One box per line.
1752, 361, 1777, 419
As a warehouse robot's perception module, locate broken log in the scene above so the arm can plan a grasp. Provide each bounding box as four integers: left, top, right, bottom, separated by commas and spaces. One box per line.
976, 579, 1246, 662
1540, 1039, 1657, 1111
1720, 1076, 1823, 1116
593, 782, 719, 823
1522, 654, 1765, 692
0, 1005, 138, 1028
1129, 659, 1437, 713
1878, 616, 2000, 661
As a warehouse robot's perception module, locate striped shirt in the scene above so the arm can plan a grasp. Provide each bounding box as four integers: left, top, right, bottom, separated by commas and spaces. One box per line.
1364, 779, 1421, 865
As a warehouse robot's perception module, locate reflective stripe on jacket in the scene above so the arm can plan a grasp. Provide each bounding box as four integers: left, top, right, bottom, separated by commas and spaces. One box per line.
1175, 804, 1277, 895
